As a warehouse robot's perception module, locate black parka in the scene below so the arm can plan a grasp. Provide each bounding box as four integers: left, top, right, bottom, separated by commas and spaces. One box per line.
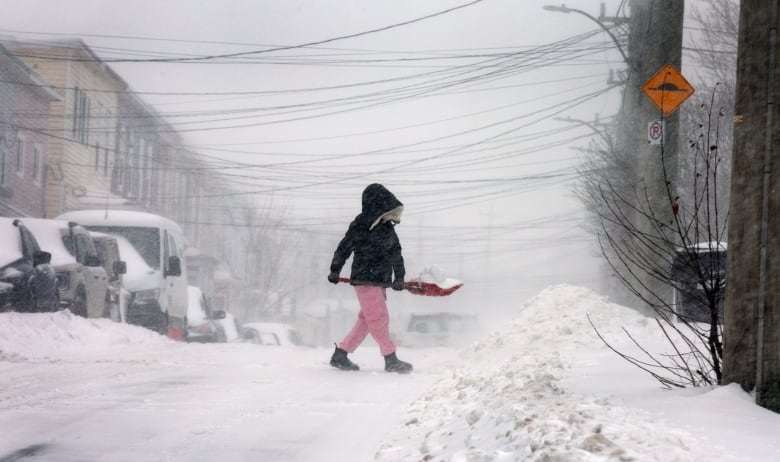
330, 184, 405, 287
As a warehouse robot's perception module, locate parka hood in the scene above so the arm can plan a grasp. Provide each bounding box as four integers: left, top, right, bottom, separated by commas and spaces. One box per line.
360, 183, 403, 231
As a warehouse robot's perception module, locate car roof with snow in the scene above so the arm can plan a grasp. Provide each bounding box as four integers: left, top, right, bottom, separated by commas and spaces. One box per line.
57, 209, 183, 234
0, 218, 24, 266
20, 218, 79, 267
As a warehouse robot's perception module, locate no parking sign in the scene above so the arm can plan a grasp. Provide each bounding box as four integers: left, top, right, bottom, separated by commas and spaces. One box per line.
647, 119, 665, 146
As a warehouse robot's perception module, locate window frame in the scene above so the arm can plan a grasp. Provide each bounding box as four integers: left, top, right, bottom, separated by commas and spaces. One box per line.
15, 136, 25, 177
32, 144, 42, 185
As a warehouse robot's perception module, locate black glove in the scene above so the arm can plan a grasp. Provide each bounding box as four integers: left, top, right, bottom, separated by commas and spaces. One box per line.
328, 272, 340, 284
392, 279, 405, 291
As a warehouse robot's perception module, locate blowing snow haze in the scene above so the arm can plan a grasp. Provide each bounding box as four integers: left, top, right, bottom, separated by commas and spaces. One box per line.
2, 0, 777, 461
0, 0, 628, 313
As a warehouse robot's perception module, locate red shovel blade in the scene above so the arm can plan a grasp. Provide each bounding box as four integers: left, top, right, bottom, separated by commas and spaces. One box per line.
336, 277, 462, 296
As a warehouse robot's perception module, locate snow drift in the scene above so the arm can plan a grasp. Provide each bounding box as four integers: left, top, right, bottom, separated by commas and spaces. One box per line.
376, 285, 777, 462
0, 310, 170, 362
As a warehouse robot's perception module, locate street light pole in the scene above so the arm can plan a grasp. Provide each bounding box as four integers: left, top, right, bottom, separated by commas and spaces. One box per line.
542, 4, 629, 65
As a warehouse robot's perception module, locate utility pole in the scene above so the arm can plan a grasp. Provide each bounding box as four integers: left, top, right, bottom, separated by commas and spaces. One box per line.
621, 0, 685, 308
542, 1, 685, 309
723, 0, 780, 412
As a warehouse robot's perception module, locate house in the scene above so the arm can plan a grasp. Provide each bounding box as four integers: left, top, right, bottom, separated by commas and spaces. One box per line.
0, 43, 61, 217
6, 39, 123, 218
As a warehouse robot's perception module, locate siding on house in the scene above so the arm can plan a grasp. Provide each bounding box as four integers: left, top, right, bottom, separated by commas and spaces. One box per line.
8, 40, 123, 217
0, 43, 61, 217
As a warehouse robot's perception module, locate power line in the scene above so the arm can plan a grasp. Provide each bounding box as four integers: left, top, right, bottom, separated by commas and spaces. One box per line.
8, 0, 486, 64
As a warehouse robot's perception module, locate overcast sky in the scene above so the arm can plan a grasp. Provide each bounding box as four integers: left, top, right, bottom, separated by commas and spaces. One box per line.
1, 0, 630, 301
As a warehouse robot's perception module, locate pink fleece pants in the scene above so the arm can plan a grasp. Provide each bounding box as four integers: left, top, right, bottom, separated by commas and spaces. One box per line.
339, 285, 396, 356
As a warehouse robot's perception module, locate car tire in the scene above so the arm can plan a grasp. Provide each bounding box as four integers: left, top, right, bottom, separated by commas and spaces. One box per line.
101, 292, 112, 318
153, 311, 169, 336
28, 286, 38, 313
72, 288, 88, 317
51, 290, 60, 312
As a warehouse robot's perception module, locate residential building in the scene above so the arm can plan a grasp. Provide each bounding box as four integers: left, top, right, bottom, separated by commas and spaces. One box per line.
0, 43, 61, 217
6, 39, 123, 217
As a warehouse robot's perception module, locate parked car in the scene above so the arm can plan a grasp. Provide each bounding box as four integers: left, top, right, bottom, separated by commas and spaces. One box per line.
241, 322, 303, 347
0, 218, 59, 313
57, 210, 188, 338
90, 232, 127, 322
186, 286, 226, 343
399, 312, 481, 348
23, 218, 110, 318
111, 234, 151, 324
214, 311, 241, 342
670, 242, 727, 323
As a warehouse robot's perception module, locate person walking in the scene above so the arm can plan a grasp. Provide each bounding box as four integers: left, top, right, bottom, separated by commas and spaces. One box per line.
327, 183, 413, 373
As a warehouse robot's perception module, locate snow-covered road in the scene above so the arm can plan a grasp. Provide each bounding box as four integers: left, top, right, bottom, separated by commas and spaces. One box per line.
0, 321, 452, 462
2, 286, 779, 462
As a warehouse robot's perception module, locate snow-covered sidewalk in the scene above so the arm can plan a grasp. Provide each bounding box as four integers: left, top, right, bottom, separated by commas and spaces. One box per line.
376, 285, 780, 462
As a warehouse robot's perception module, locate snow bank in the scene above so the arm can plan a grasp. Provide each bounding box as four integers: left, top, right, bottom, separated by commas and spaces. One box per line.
0, 311, 170, 362
376, 285, 734, 462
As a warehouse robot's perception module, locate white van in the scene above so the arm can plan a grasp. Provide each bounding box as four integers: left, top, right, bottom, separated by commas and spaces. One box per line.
57, 210, 188, 339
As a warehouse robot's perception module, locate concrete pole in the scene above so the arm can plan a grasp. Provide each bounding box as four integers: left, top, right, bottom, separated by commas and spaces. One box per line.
723, 0, 780, 412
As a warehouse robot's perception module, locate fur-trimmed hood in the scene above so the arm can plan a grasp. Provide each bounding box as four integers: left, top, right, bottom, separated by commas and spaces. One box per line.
359, 183, 403, 231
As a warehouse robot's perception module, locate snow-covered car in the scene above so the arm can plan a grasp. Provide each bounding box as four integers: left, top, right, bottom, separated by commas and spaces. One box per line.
0, 218, 59, 313
23, 218, 110, 318
241, 322, 303, 347
111, 234, 151, 324
399, 312, 481, 348
186, 286, 227, 343
57, 210, 188, 339
90, 232, 127, 322
214, 311, 241, 342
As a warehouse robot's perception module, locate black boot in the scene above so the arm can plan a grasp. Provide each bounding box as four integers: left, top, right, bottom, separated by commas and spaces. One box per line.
330, 345, 359, 371
384, 351, 413, 373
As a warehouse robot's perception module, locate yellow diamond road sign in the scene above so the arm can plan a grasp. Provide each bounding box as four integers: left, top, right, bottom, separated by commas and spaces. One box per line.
641, 64, 695, 117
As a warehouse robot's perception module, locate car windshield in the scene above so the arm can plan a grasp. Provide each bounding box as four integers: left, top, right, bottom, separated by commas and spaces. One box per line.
0, 224, 23, 267
88, 226, 160, 269
61, 235, 75, 257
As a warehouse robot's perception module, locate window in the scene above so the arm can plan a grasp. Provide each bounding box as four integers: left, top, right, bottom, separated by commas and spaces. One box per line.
32, 145, 42, 184
116, 125, 125, 187
15, 137, 24, 175
20, 226, 41, 258
74, 234, 91, 264
89, 226, 160, 269
0, 138, 8, 187
163, 230, 170, 267
72, 87, 91, 144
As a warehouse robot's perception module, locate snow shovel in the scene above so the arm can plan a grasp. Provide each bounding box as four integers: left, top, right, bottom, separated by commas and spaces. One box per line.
337, 277, 463, 296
